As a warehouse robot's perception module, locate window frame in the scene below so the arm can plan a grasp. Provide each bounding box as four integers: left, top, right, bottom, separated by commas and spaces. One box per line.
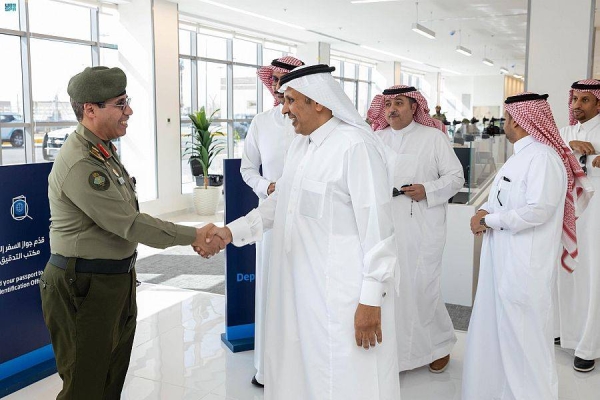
0, 0, 117, 165
178, 24, 297, 193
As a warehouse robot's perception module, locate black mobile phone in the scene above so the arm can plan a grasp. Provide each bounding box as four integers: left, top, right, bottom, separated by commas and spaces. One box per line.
399, 184, 412, 194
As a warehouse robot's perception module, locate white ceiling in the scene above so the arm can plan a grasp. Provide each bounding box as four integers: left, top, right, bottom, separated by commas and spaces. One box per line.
174, 0, 528, 77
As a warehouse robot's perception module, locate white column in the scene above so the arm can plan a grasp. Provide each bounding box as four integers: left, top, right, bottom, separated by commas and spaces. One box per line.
296, 42, 330, 65
142, 0, 193, 216
117, 0, 157, 202
374, 61, 401, 89
526, 0, 595, 128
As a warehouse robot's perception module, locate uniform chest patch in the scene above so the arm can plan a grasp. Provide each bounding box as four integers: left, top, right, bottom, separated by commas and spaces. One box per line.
89, 171, 110, 191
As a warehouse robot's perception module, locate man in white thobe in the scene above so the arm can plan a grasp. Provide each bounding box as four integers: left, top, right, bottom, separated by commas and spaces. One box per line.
367, 85, 464, 373
207, 64, 401, 400
464, 92, 592, 400
557, 79, 600, 372
240, 56, 304, 387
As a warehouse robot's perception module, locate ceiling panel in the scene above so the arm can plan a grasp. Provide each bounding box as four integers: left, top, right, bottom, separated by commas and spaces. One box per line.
174, 0, 528, 77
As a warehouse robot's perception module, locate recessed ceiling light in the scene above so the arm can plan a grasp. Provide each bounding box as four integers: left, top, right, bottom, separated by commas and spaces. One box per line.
350, 0, 401, 3
360, 45, 424, 65
441, 68, 461, 75
198, 0, 306, 30
500, 67, 509, 74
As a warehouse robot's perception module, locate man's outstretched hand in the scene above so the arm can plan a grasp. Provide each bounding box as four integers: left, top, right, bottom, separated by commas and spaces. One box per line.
192, 224, 226, 258
206, 225, 233, 247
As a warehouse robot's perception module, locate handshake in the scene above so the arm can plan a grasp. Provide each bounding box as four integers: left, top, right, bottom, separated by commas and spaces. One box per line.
191, 223, 233, 258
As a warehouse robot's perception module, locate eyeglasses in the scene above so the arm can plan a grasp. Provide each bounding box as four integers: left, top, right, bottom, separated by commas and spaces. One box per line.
97, 97, 132, 111
580, 154, 588, 175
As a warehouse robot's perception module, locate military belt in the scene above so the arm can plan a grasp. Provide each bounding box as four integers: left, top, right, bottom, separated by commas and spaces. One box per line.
49, 251, 137, 274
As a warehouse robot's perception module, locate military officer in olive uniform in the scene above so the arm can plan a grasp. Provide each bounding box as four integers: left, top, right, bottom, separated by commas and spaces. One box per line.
40, 66, 223, 400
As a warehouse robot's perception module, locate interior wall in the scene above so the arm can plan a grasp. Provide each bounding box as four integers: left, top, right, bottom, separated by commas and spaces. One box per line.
527, 0, 595, 128
422, 71, 440, 111
441, 76, 474, 121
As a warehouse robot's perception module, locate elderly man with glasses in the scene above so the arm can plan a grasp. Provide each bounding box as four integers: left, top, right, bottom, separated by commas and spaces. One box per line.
40, 66, 224, 400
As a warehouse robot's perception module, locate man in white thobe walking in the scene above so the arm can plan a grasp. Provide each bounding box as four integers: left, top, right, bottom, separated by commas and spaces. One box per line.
240, 56, 304, 387
208, 64, 401, 400
557, 79, 600, 372
464, 92, 593, 400
367, 85, 464, 373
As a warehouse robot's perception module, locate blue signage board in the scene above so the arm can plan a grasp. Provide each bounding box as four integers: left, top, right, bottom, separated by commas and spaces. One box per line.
221, 159, 258, 353
0, 163, 56, 396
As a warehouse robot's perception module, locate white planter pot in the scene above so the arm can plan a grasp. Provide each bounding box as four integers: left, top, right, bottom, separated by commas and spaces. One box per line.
193, 186, 221, 215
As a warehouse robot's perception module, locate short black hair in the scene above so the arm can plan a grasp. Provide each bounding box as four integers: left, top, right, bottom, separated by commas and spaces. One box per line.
70, 99, 84, 122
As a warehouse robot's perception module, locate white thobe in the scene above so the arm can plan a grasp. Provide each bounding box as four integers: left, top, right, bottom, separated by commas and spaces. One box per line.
229, 117, 401, 400
462, 135, 567, 400
557, 113, 600, 360
239, 104, 295, 383
376, 122, 464, 371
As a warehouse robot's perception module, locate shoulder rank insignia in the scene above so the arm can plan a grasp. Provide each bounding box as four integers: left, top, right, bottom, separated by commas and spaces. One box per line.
89, 146, 105, 162
96, 143, 112, 159
88, 171, 110, 191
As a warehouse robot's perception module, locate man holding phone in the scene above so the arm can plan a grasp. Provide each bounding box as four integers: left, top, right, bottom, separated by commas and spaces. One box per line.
367, 85, 464, 373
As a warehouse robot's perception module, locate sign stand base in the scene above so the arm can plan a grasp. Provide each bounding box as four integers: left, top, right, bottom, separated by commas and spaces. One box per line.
220, 333, 255, 353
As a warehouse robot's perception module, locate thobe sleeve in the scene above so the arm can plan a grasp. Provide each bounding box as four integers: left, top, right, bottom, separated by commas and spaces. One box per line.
479, 201, 491, 213
422, 135, 465, 207
227, 190, 278, 247
346, 142, 397, 307
484, 153, 565, 233
240, 117, 271, 199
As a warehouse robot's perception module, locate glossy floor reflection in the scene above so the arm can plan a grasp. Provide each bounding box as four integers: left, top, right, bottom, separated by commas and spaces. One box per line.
6, 283, 600, 399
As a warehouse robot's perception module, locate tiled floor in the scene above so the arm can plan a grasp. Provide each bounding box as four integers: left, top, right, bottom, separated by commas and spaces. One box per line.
6, 209, 600, 399
6, 282, 600, 399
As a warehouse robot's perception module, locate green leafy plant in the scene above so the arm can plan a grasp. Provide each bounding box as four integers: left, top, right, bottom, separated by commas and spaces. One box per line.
183, 107, 225, 189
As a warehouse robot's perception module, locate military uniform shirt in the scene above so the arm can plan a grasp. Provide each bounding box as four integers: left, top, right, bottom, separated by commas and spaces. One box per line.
48, 123, 196, 260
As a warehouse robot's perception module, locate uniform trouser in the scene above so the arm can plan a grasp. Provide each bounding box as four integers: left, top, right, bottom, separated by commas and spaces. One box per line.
39, 259, 137, 400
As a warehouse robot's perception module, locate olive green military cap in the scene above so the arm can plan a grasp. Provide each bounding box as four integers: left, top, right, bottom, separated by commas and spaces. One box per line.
67, 66, 127, 103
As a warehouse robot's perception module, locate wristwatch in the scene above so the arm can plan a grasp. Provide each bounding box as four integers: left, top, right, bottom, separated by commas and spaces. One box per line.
480, 217, 490, 229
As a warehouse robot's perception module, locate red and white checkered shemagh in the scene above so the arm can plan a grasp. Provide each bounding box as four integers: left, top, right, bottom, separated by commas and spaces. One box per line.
505, 92, 594, 272
257, 56, 304, 106
568, 79, 600, 125
367, 85, 447, 133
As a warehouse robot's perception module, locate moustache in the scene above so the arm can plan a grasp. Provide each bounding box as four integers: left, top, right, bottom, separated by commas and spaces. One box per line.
387, 111, 399, 118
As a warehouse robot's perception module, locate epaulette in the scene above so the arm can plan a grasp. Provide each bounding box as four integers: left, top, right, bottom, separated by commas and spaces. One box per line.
89, 144, 106, 163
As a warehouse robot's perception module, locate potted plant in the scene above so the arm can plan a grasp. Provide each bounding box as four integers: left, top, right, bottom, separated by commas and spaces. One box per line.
184, 107, 226, 215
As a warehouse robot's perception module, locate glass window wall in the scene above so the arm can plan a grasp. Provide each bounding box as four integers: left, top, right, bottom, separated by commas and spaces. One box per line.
178, 25, 297, 193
